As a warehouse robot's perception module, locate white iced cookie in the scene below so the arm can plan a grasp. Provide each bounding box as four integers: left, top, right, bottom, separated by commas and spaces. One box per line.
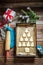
31, 42, 34, 47
22, 42, 26, 46
23, 33, 26, 37
18, 42, 22, 47
30, 37, 33, 41
25, 28, 28, 33
20, 36, 23, 41
27, 32, 30, 37
27, 42, 30, 46
25, 48, 30, 52
25, 37, 28, 41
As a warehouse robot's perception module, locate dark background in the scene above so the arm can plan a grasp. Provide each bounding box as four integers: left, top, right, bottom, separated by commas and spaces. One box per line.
0, 0, 43, 3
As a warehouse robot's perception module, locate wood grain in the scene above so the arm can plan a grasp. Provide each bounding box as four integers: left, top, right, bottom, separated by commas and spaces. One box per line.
0, 2, 43, 8
0, 0, 43, 3
0, 21, 43, 61
0, 6, 43, 65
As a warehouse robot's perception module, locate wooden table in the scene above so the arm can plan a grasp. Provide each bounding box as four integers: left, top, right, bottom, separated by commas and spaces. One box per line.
0, 21, 43, 65
0, 6, 43, 65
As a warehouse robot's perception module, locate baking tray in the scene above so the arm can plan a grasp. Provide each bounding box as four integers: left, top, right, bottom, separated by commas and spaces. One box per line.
16, 23, 36, 57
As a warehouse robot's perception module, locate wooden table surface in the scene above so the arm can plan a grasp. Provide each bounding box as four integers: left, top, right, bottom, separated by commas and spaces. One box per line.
0, 9, 43, 65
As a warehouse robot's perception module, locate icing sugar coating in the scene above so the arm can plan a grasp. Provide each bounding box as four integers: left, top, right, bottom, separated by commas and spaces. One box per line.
27, 42, 30, 46
23, 33, 26, 37
31, 42, 34, 47
25, 28, 28, 33
30, 37, 33, 41
22, 42, 26, 46
25, 37, 28, 41
18, 42, 22, 47
25, 48, 30, 52
20, 36, 23, 41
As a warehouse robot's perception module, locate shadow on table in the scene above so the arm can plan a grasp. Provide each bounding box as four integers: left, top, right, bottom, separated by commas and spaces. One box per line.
37, 50, 43, 58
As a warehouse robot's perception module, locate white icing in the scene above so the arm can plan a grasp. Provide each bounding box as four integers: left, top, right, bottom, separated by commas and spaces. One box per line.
25, 37, 28, 41
25, 28, 28, 33
25, 48, 30, 52
27, 32, 30, 37
31, 42, 34, 47
18, 42, 22, 47
22, 42, 26, 46
23, 33, 26, 37
30, 37, 33, 41
27, 42, 30, 46
20, 36, 23, 41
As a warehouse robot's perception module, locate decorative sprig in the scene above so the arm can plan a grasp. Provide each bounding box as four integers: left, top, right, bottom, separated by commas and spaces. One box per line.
20, 7, 39, 23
